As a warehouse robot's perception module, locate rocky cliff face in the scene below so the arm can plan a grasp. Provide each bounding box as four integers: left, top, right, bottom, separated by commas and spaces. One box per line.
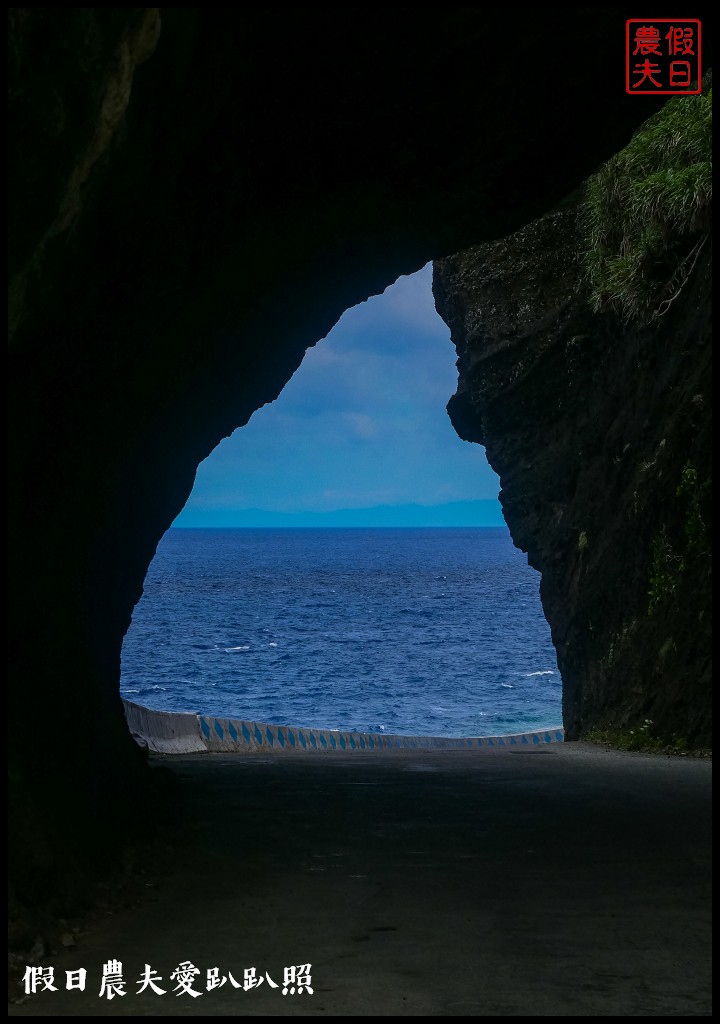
434, 208, 711, 745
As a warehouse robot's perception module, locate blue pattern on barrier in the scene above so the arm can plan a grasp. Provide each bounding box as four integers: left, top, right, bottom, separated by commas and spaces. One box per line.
172, 705, 563, 756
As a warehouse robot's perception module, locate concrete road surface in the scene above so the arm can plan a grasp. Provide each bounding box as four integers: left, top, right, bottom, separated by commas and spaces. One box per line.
9, 743, 712, 1016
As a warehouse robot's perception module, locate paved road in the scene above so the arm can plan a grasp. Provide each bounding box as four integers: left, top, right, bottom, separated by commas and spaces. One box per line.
10, 743, 712, 1016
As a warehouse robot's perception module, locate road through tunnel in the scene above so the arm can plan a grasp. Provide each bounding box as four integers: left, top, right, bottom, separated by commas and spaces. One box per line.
8, 9, 708, 906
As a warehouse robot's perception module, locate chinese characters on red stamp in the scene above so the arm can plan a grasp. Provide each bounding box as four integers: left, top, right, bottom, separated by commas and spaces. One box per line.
626, 20, 702, 94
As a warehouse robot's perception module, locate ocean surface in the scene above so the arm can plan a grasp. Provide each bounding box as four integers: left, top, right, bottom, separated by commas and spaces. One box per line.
120, 527, 561, 737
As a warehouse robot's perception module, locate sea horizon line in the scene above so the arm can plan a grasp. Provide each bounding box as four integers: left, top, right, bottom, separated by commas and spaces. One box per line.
172, 498, 506, 529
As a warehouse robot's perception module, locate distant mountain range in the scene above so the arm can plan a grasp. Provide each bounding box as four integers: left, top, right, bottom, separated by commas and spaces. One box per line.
173, 499, 505, 528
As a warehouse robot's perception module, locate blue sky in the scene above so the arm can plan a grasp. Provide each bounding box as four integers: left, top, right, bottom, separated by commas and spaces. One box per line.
174, 264, 504, 527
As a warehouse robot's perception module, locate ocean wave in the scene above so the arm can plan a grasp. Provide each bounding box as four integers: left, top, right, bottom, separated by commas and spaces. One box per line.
121, 529, 560, 736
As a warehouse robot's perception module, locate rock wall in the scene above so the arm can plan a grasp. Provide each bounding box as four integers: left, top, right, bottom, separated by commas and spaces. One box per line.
434, 207, 711, 745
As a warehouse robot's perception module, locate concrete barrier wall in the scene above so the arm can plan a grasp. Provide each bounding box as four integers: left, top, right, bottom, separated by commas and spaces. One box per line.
123, 699, 564, 754
123, 698, 206, 754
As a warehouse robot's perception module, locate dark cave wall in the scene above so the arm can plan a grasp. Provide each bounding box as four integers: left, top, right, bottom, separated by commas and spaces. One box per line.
8, 8, 705, 897
434, 210, 711, 745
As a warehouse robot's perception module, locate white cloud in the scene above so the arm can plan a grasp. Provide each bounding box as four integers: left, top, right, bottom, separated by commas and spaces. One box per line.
342, 412, 379, 439
179, 264, 501, 520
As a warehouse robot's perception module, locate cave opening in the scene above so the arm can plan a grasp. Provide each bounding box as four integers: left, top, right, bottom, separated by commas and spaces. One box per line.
120, 266, 561, 741
9, 16, 712, 996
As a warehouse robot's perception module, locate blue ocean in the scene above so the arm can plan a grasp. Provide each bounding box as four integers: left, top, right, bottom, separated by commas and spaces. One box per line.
120, 527, 561, 737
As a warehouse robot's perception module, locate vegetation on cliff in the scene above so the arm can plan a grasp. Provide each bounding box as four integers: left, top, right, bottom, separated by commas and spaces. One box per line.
582, 84, 712, 322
